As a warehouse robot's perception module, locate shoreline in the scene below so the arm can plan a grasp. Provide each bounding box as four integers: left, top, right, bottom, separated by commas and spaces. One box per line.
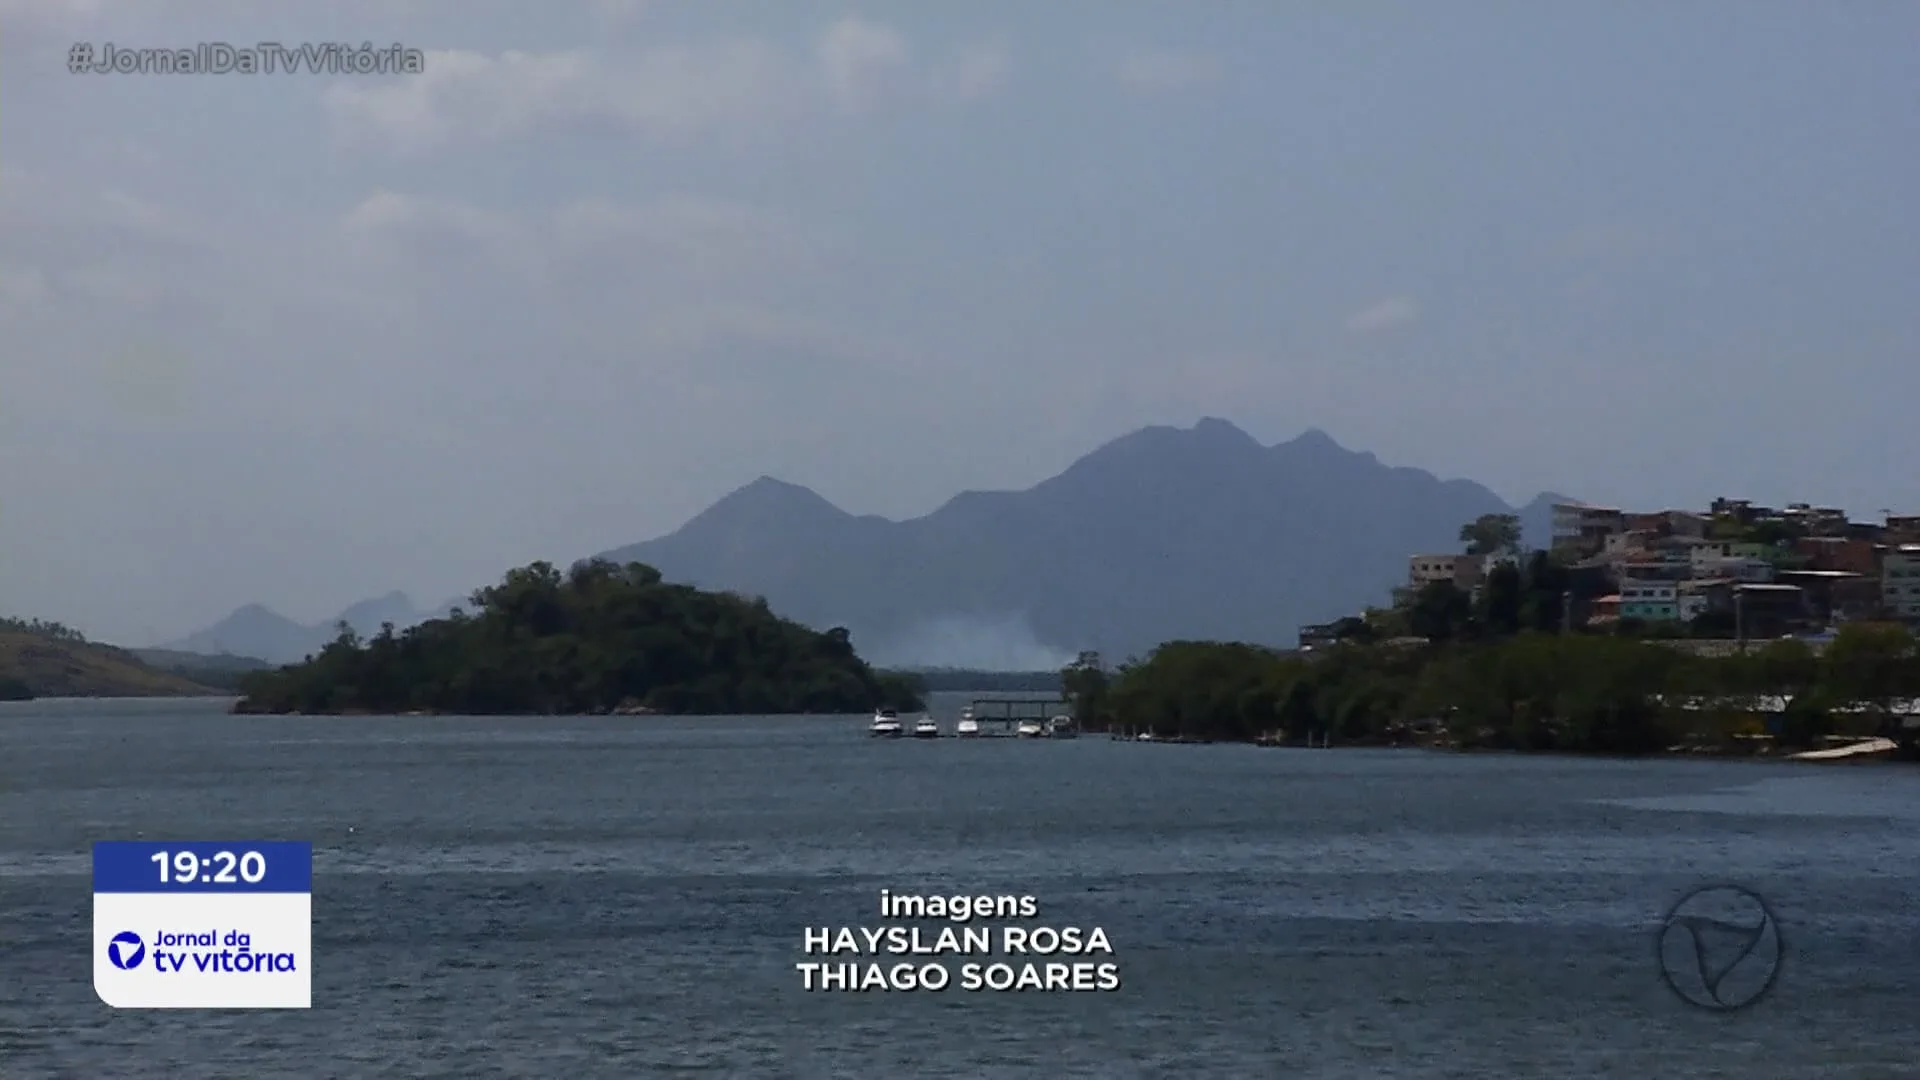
1160, 734, 1915, 765
213, 703, 1917, 764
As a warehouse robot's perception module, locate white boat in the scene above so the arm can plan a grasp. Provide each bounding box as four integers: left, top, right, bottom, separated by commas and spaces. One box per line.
1015, 719, 1044, 738
955, 708, 980, 737
912, 715, 940, 738
1047, 715, 1077, 739
869, 709, 903, 737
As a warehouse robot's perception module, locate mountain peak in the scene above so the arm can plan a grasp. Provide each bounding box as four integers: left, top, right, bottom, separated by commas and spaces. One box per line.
1190, 416, 1258, 446
1088, 416, 1262, 457
733, 474, 825, 499
668, 475, 852, 544
1279, 427, 1344, 453
335, 591, 418, 624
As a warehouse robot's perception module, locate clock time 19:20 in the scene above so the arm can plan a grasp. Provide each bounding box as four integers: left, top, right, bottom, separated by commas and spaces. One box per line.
151, 849, 267, 884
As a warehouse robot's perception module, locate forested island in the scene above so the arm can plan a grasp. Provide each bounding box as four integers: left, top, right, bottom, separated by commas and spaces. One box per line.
231, 560, 926, 716
1061, 562, 1920, 759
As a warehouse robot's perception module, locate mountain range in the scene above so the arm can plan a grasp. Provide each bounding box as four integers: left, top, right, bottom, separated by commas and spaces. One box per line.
163, 419, 1567, 667
597, 419, 1565, 665
159, 591, 458, 666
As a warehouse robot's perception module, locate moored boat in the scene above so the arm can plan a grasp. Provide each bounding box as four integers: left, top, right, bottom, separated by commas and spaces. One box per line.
869, 709, 903, 737
912, 715, 940, 738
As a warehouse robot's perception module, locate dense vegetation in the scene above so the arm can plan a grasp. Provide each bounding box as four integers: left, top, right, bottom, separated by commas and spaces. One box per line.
1062, 622, 1920, 755
0, 616, 89, 643
232, 560, 927, 716
1061, 539, 1920, 757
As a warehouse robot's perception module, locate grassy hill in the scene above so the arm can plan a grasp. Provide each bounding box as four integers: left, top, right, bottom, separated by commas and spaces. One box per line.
0, 624, 217, 698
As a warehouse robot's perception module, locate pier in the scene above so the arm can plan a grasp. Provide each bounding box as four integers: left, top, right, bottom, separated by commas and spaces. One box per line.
965, 698, 1071, 737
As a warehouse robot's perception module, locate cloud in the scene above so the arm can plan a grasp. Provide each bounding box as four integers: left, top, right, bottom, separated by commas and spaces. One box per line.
1112, 49, 1222, 93
1345, 297, 1419, 333
0, 166, 234, 316
939, 45, 1010, 102
324, 43, 791, 153
553, 197, 818, 280
817, 18, 909, 108
321, 22, 1000, 152
2, 170, 835, 411
337, 190, 815, 282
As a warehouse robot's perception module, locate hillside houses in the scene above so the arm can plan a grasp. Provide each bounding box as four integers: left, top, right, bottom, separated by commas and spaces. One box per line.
1542, 498, 1920, 634
1294, 498, 1920, 652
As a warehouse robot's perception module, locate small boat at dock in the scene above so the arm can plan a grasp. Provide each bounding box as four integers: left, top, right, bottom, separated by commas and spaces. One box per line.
869, 709, 903, 737
955, 707, 980, 737
1015, 719, 1044, 738
912, 715, 940, 738
1047, 715, 1078, 739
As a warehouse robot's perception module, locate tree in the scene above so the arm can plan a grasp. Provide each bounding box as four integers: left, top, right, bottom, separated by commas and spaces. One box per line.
1518, 551, 1569, 633
1061, 651, 1112, 730
1459, 513, 1522, 556
1476, 562, 1524, 637
1819, 622, 1920, 736
1407, 581, 1472, 642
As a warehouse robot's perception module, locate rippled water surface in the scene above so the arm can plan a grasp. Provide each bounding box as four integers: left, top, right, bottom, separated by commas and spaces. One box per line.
4, 696, 1919, 1078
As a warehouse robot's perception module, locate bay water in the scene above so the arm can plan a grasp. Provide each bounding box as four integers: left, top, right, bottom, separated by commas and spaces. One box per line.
3, 695, 1917, 1077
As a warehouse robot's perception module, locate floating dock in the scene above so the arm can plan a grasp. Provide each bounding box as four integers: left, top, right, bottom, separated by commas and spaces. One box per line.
965, 698, 1071, 738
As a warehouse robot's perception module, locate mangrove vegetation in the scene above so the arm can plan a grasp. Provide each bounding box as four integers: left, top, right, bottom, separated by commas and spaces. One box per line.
1062, 608, 1920, 758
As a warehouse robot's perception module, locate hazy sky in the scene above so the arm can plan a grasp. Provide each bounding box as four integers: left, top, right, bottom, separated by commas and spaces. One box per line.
2, 1, 1915, 644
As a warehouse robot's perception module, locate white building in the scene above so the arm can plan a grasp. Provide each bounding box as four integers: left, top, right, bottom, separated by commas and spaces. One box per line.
1619, 579, 1681, 621
1885, 544, 1920, 619
1692, 556, 1776, 584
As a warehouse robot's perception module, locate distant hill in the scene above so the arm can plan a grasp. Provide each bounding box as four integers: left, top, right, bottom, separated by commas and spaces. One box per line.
911, 669, 1064, 693
0, 631, 215, 698
596, 418, 1571, 662
161, 592, 460, 665
131, 648, 276, 691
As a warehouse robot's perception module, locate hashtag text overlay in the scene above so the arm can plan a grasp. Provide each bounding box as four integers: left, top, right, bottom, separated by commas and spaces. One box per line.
69, 42, 425, 76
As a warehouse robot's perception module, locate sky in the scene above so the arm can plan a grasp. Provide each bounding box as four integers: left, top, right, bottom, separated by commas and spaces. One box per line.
1, 1, 1915, 645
